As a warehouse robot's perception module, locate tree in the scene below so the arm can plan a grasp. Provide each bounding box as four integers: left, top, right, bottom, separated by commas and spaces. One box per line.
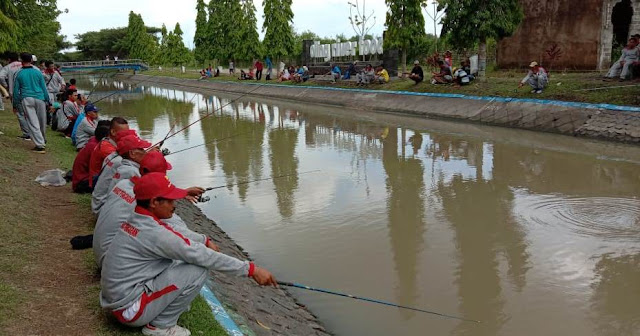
193, 0, 209, 64
206, 0, 225, 62
125, 11, 158, 62
75, 26, 161, 60
262, 0, 295, 60
0, 0, 18, 51
439, 0, 523, 78
164, 23, 192, 66
235, 0, 262, 62
384, 0, 427, 74
348, 0, 376, 60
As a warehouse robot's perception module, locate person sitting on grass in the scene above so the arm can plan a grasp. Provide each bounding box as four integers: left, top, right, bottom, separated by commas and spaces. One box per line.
93, 151, 208, 268
72, 121, 111, 194
199, 69, 207, 80
409, 60, 424, 84
344, 61, 357, 80
100, 172, 277, 336
58, 89, 81, 136
301, 66, 310, 82
453, 62, 471, 86
292, 66, 303, 83
605, 37, 639, 81
75, 103, 100, 151
357, 64, 375, 85
431, 60, 453, 84
277, 68, 291, 82
374, 65, 389, 84
518, 61, 548, 94
326, 63, 341, 83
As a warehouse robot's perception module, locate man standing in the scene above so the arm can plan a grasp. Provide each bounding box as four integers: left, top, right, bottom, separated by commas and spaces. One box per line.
254, 59, 263, 80
518, 61, 548, 93
101, 172, 276, 336
265, 56, 273, 80
228, 60, 234, 75
0, 52, 31, 140
13, 53, 50, 153
43, 60, 65, 103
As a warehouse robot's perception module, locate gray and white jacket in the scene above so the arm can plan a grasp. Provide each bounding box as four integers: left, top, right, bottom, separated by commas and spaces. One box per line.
100, 207, 249, 311
75, 117, 96, 149
94, 178, 207, 267
92, 151, 123, 214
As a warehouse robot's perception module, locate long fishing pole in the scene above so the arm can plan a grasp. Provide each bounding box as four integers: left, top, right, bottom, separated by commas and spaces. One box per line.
165, 131, 251, 156
157, 84, 266, 146
92, 74, 160, 104
204, 170, 320, 192
278, 281, 480, 323
86, 71, 114, 100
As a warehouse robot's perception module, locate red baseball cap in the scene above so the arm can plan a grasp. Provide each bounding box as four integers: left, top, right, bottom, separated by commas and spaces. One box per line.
132, 172, 187, 200
139, 151, 173, 175
115, 129, 138, 141
117, 135, 152, 155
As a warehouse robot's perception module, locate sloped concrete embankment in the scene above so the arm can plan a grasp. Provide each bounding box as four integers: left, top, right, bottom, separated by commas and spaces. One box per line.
175, 200, 330, 336
125, 74, 640, 144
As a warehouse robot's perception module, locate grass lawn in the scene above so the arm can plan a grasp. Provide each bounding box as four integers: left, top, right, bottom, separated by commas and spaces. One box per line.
143, 68, 640, 107
0, 106, 228, 336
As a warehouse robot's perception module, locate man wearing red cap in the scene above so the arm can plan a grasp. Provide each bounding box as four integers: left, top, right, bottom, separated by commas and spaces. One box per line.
101, 172, 277, 336
94, 152, 209, 267
92, 131, 149, 214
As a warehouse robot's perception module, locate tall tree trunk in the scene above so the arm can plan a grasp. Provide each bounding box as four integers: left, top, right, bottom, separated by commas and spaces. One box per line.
478, 38, 487, 80
401, 48, 407, 76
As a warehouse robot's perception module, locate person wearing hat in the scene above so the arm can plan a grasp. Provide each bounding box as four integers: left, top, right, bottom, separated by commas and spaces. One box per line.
92, 132, 150, 214
100, 172, 277, 336
94, 152, 208, 267
89, 117, 130, 186
518, 61, 548, 94
75, 103, 100, 150
409, 60, 424, 84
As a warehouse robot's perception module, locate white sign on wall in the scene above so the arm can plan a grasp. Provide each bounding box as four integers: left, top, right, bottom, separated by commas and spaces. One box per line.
309, 37, 384, 61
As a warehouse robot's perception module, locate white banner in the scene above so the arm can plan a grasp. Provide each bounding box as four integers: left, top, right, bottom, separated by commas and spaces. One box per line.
310, 37, 384, 61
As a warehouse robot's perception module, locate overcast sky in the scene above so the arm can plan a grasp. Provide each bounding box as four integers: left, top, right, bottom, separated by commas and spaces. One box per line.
57, 0, 442, 50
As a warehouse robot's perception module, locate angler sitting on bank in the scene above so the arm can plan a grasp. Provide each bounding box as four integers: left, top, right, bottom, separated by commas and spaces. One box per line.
88, 117, 130, 189
100, 172, 277, 336
93, 151, 207, 267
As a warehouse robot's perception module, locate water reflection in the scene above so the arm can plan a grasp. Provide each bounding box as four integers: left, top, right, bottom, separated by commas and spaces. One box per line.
382, 127, 426, 317
93, 79, 640, 336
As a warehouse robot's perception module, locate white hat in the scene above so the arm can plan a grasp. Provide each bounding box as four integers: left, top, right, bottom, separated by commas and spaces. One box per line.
32, 55, 37, 62
529, 61, 538, 67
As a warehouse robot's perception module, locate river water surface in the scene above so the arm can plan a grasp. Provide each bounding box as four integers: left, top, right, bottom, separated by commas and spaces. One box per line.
83, 77, 640, 336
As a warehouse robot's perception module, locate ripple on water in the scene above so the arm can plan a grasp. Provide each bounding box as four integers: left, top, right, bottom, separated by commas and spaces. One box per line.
518, 196, 640, 242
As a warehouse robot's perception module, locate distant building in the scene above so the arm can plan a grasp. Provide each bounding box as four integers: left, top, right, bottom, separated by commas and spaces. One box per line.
497, 0, 640, 70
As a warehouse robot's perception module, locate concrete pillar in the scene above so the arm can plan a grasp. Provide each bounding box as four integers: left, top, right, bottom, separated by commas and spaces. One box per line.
301, 40, 314, 66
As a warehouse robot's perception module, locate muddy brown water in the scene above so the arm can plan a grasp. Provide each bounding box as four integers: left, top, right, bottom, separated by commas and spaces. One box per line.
82, 77, 640, 336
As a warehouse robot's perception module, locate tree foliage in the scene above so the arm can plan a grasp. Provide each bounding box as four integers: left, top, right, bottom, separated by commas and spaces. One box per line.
193, 0, 209, 64
262, 0, 295, 60
157, 23, 192, 66
0, 0, 68, 58
384, 0, 426, 73
124, 11, 159, 62
235, 0, 262, 61
75, 25, 161, 60
439, 0, 523, 76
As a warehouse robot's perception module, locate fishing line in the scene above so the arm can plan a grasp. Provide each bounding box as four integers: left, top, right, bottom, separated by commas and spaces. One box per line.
165, 131, 251, 156
278, 281, 481, 323
204, 170, 320, 192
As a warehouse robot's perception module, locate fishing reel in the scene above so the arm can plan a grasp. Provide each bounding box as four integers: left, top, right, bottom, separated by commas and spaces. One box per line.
161, 148, 171, 156
198, 195, 211, 203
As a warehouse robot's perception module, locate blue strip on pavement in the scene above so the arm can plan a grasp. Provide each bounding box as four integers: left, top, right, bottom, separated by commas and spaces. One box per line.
200, 284, 244, 336
206, 80, 640, 113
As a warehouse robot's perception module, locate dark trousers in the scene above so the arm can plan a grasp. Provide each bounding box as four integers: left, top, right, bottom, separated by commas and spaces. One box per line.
74, 179, 93, 194
256, 69, 262, 80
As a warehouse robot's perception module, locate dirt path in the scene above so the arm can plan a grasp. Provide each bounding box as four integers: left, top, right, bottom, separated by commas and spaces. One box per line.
0, 120, 99, 335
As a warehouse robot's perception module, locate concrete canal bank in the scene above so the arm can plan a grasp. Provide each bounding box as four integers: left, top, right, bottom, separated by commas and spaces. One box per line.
175, 200, 330, 336
122, 74, 640, 144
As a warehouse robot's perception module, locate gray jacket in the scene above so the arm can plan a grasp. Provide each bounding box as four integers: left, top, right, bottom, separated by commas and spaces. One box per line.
92, 152, 123, 214
100, 207, 249, 310
44, 71, 65, 94
106, 159, 139, 199
0, 61, 22, 95
94, 178, 207, 267
75, 117, 96, 149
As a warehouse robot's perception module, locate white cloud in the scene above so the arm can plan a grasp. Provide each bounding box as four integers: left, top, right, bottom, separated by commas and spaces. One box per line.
57, 0, 442, 51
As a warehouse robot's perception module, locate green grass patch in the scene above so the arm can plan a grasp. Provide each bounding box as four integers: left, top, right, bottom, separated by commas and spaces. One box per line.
141, 68, 640, 107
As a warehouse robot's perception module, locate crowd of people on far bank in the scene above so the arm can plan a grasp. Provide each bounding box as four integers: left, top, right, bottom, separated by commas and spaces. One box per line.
1, 50, 277, 336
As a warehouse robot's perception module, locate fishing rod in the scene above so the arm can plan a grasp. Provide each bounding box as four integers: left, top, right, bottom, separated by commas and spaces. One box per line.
157, 84, 266, 146
196, 170, 320, 202
204, 170, 320, 192
86, 71, 115, 100
165, 131, 251, 156
278, 281, 481, 323
92, 74, 160, 104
